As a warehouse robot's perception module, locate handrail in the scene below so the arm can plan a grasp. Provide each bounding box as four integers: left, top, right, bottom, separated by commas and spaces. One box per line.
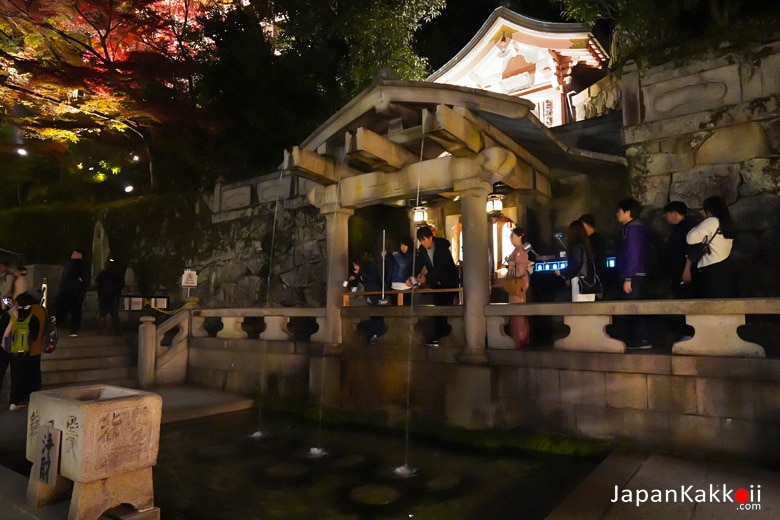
155, 307, 191, 346
343, 287, 463, 307
484, 297, 779, 316
194, 307, 327, 317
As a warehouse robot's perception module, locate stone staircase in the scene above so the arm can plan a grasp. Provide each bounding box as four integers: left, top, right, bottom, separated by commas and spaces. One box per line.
41, 332, 138, 389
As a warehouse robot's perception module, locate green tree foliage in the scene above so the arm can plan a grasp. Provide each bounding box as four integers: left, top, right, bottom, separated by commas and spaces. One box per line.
196, 0, 445, 179
553, 0, 780, 65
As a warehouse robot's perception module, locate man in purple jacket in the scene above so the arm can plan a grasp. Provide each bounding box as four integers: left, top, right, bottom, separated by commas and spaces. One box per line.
616, 198, 651, 349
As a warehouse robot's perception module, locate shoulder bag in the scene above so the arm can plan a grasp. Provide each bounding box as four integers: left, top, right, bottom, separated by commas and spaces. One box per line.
577, 261, 602, 295
686, 227, 720, 264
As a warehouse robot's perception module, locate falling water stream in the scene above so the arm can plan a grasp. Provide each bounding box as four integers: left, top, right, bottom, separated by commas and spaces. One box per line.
251, 169, 286, 440
393, 133, 429, 479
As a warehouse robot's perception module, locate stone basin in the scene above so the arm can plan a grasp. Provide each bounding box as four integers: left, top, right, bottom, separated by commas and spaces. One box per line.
27, 384, 162, 482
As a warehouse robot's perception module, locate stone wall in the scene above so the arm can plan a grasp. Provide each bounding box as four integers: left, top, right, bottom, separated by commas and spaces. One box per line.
489, 350, 780, 463
184, 336, 780, 464
573, 39, 780, 296
189, 195, 327, 309
199, 174, 327, 308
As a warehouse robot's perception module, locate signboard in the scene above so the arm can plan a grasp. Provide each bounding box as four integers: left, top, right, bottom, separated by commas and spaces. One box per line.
32, 425, 61, 487
181, 269, 198, 288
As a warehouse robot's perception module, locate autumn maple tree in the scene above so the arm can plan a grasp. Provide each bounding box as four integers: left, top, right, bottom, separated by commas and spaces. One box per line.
0, 0, 445, 200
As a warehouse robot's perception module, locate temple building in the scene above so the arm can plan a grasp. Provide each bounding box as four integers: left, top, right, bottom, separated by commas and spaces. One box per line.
428, 7, 609, 127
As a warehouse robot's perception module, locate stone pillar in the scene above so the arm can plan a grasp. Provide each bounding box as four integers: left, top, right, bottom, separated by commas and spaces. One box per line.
322, 207, 354, 346
455, 179, 491, 364
138, 316, 157, 389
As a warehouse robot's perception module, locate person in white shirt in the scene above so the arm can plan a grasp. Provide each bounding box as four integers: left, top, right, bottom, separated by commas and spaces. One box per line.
683, 196, 737, 297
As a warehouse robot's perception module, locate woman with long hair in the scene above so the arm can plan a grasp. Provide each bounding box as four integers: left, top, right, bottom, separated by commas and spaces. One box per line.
505, 227, 530, 346
555, 220, 595, 301
684, 195, 737, 297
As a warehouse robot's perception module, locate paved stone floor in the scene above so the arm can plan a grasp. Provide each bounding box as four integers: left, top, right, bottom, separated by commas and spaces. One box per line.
547, 452, 780, 520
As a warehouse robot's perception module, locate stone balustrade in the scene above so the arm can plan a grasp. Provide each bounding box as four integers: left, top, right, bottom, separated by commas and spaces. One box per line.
139, 298, 778, 388
484, 298, 778, 357
138, 306, 329, 388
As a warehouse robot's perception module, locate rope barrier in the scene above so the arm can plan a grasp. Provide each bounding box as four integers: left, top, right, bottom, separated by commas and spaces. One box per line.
143, 298, 191, 315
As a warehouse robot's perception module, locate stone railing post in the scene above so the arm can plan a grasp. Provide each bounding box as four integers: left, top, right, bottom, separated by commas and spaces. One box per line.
216, 316, 248, 339
138, 316, 157, 389
258, 315, 292, 340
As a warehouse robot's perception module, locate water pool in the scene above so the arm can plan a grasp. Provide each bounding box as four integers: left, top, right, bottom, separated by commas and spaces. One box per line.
153, 409, 600, 519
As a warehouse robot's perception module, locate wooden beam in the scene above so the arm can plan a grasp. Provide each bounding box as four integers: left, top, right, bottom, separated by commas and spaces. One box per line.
281, 147, 360, 185
422, 104, 484, 157
344, 127, 418, 172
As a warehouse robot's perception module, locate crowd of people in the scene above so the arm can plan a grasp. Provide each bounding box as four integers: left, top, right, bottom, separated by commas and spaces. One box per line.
348, 195, 739, 351
348, 225, 460, 347
0, 249, 125, 412
549, 195, 736, 349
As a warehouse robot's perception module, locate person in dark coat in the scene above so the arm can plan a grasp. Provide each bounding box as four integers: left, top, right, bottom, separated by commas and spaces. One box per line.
414, 226, 460, 347
349, 257, 384, 344
662, 201, 698, 298
96, 258, 125, 334
56, 249, 88, 337
616, 199, 651, 349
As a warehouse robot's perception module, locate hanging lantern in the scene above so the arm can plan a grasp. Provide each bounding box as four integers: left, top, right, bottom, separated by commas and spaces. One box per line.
413, 206, 429, 224
486, 193, 504, 215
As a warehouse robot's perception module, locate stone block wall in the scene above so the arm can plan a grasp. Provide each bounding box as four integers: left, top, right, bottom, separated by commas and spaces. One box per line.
184, 334, 780, 463
187, 337, 311, 398
490, 351, 780, 462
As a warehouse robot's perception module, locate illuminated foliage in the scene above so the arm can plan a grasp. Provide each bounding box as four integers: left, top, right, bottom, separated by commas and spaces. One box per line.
0, 0, 445, 199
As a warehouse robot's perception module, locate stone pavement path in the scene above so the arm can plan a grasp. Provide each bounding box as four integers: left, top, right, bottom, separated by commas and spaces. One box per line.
547, 452, 780, 520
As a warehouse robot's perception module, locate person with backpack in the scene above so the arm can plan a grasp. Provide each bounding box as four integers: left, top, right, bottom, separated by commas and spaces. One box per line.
2, 292, 42, 410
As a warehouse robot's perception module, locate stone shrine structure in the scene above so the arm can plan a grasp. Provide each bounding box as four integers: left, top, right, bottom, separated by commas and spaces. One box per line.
147, 7, 780, 464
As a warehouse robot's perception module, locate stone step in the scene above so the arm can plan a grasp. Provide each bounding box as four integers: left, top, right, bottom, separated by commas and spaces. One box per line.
42, 366, 137, 387
55, 334, 134, 349
44, 377, 139, 391
43, 343, 135, 360
38, 332, 138, 388
42, 354, 136, 373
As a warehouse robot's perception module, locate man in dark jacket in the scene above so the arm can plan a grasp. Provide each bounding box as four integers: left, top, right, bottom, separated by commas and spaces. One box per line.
414, 226, 459, 347
56, 249, 88, 337
616, 199, 651, 349
662, 201, 698, 298
96, 258, 125, 334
